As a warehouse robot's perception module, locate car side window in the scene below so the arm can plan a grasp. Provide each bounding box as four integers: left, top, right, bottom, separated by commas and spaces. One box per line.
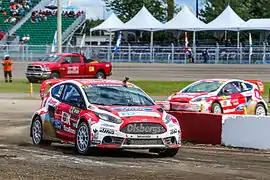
62, 84, 85, 109
222, 82, 241, 95
63, 56, 72, 64
71, 56, 82, 63
240, 82, 253, 92
51, 84, 65, 100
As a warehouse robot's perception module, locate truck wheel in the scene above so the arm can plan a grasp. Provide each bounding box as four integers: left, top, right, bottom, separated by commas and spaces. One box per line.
28, 78, 39, 83
95, 71, 106, 79
51, 72, 60, 79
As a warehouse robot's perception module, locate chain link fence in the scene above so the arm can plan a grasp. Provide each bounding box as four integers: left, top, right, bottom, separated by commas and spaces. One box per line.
1, 44, 270, 64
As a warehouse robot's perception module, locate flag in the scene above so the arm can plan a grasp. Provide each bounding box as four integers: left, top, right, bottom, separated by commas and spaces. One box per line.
249, 33, 253, 55
184, 32, 188, 53
51, 31, 57, 53
114, 32, 122, 53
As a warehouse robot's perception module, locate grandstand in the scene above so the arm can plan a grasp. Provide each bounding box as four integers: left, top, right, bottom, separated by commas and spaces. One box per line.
16, 15, 77, 45
0, 0, 42, 31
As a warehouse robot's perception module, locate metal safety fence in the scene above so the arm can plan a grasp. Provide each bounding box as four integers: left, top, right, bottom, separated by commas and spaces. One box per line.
0, 44, 270, 64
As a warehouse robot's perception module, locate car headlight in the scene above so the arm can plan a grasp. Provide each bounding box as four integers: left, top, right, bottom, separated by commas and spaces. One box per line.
163, 113, 172, 124
190, 96, 208, 102
94, 112, 122, 124
41, 67, 51, 72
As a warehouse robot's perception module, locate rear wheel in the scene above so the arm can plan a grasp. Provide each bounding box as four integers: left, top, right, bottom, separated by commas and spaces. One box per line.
75, 121, 91, 155
211, 102, 223, 114
95, 71, 106, 79
157, 148, 179, 157
31, 116, 52, 146
255, 104, 267, 116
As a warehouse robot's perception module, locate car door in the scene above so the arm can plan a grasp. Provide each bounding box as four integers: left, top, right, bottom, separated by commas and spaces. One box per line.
59, 55, 85, 78
219, 82, 244, 114
55, 83, 86, 142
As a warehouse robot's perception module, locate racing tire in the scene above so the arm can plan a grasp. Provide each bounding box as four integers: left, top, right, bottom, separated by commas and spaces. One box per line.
50, 72, 60, 79
31, 116, 52, 146
75, 121, 91, 155
211, 102, 223, 114
157, 148, 179, 157
95, 71, 106, 79
255, 104, 267, 116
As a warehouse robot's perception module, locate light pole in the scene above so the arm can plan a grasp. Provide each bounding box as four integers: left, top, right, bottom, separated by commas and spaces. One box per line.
196, 0, 199, 18
57, 0, 62, 53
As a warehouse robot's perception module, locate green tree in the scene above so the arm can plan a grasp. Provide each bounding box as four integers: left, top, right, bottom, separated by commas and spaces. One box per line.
103, 0, 167, 22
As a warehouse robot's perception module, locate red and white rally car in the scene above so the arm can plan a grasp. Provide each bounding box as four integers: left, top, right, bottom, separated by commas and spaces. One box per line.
165, 79, 267, 116
30, 78, 181, 157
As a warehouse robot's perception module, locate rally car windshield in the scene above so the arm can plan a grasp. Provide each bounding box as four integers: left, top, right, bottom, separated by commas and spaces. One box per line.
39, 55, 62, 62
181, 81, 223, 93
83, 85, 155, 106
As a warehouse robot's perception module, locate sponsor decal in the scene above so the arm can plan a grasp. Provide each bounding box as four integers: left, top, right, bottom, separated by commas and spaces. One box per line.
118, 111, 161, 118
170, 128, 178, 135
112, 107, 153, 111
236, 104, 247, 111
90, 140, 101, 144
100, 123, 115, 128
89, 66, 95, 72
67, 66, 79, 74
48, 98, 57, 105
52, 120, 63, 131
125, 123, 165, 134
136, 135, 151, 138
69, 107, 81, 115
223, 109, 236, 113
100, 127, 114, 134
63, 125, 75, 134
230, 99, 239, 105
61, 112, 71, 125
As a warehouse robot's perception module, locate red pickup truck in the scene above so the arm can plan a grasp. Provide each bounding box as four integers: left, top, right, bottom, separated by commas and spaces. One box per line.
25, 53, 112, 83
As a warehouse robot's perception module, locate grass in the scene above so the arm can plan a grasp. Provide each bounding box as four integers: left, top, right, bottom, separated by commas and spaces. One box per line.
0, 79, 270, 100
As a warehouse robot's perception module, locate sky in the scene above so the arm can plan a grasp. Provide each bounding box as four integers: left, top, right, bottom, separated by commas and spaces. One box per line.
68, 0, 198, 20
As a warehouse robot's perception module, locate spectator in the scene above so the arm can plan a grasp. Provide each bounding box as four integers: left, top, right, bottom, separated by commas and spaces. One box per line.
202, 48, 209, 63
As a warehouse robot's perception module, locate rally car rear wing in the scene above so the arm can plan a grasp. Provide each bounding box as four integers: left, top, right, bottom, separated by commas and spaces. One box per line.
40, 79, 67, 100
244, 80, 264, 95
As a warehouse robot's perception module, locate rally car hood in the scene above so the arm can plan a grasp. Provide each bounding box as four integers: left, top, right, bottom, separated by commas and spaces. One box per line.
170, 92, 209, 102
96, 105, 165, 124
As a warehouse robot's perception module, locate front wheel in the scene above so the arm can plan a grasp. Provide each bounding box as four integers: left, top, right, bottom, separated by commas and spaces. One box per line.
157, 148, 179, 157
255, 104, 267, 116
211, 102, 223, 114
75, 121, 91, 155
31, 116, 52, 146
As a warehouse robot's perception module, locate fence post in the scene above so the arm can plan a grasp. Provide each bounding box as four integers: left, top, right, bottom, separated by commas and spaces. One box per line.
128, 44, 131, 62
171, 43, 174, 63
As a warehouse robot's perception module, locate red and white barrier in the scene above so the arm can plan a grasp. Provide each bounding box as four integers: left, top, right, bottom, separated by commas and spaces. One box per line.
168, 111, 270, 150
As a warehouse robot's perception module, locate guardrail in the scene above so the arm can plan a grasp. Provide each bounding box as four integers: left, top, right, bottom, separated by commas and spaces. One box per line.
1, 44, 270, 64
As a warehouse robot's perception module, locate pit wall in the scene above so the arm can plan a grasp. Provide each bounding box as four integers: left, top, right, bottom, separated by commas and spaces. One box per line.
167, 111, 270, 150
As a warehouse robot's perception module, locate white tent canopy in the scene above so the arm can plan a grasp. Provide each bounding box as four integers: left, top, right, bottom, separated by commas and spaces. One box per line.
123, 6, 164, 31
90, 13, 126, 32
163, 5, 207, 31
239, 19, 270, 30
201, 5, 246, 31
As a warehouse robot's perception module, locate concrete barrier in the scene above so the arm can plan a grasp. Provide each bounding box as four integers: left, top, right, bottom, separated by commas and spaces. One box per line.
168, 111, 223, 145
222, 115, 270, 150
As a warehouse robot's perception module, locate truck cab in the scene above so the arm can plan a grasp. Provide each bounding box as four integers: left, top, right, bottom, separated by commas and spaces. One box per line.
25, 53, 112, 83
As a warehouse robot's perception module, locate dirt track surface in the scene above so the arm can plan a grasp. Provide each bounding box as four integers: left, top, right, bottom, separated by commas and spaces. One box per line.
5, 62, 270, 81
1, 99, 270, 179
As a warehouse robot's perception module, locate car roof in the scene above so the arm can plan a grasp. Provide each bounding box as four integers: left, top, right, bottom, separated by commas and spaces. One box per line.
198, 79, 247, 83
64, 79, 134, 86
